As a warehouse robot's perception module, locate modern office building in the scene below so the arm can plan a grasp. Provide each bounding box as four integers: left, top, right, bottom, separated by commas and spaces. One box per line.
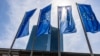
26, 25, 63, 52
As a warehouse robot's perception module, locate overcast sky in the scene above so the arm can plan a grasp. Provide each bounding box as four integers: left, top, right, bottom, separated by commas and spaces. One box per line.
0, 0, 100, 54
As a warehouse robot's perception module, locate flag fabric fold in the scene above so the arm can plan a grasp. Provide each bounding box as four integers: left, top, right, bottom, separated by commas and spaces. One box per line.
77, 4, 100, 33
16, 9, 36, 38
59, 6, 77, 33
37, 5, 51, 36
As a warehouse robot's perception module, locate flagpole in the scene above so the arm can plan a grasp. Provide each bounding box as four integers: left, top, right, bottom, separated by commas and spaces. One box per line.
76, 3, 94, 56
57, 6, 61, 56
47, 25, 51, 55
8, 37, 16, 56
47, 12, 51, 52
8, 14, 27, 56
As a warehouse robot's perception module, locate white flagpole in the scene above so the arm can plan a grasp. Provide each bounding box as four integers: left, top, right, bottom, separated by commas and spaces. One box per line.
76, 3, 94, 56
47, 11, 51, 52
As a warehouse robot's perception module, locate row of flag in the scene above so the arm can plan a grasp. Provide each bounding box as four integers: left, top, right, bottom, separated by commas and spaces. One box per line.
16, 4, 100, 38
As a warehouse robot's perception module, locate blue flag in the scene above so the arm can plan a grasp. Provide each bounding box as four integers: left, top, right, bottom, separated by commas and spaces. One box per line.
77, 4, 100, 33
37, 5, 51, 36
16, 9, 36, 38
59, 6, 76, 33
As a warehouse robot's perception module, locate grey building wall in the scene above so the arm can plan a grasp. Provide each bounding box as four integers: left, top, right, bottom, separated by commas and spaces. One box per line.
26, 25, 63, 52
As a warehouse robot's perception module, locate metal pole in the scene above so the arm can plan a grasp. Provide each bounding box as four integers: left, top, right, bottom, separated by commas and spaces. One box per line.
48, 26, 51, 56
8, 37, 16, 56
76, 3, 94, 56
57, 7, 61, 56
47, 10, 51, 53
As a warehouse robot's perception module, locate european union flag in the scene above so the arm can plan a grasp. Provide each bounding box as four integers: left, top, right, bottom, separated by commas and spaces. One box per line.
37, 4, 51, 36
16, 9, 36, 38
59, 6, 76, 33
77, 4, 100, 33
